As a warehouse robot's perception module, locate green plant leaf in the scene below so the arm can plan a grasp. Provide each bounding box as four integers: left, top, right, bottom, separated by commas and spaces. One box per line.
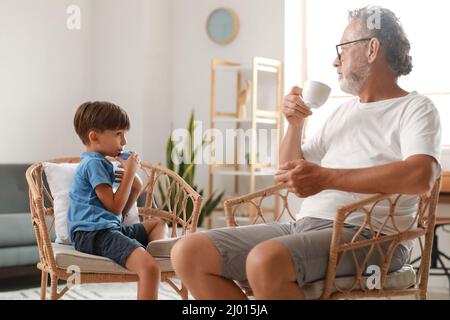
157, 180, 166, 209
182, 163, 195, 181
166, 135, 175, 171
204, 191, 225, 216
160, 110, 224, 228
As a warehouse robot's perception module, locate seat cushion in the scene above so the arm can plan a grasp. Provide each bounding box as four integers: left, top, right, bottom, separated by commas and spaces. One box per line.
52, 243, 173, 274
302, 264, 417, 299
236, 265, 416, 299
146, 237, 182, 258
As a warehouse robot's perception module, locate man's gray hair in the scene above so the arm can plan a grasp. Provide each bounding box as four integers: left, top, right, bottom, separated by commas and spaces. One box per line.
349, 6, 413, 77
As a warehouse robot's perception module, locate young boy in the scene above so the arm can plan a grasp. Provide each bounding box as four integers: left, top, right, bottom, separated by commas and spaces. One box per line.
67, 101, 167, 300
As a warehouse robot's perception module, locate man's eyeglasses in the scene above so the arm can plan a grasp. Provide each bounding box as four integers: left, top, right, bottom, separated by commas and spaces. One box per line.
335, 38, 372, 61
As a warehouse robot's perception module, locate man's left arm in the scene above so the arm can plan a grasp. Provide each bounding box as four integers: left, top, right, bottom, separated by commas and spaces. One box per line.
276, 155, 440, 197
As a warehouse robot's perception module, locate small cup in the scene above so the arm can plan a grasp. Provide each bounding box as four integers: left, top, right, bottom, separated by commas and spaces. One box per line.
118, 152, 131, 160
302, 80, 331, 109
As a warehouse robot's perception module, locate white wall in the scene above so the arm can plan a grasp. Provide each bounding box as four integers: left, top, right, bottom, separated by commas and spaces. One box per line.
0, 0, 284, 178
171, 0, 285, 191
1, 0, 172, 164
91, 0, 173, 164
0, 0, 94, 163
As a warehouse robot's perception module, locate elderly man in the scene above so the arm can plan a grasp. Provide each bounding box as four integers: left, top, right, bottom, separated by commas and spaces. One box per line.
171, 6, 441, 299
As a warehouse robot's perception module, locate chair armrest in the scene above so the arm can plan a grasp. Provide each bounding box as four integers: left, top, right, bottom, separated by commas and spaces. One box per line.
137, 161, 203, 237
223, 178, 440, 299
322, 178, 441, 299
224, 184, 296, 226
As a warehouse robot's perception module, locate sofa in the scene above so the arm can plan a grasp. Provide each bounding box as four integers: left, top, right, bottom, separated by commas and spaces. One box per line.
0, 163, 153, 286
0, 164, 54, 285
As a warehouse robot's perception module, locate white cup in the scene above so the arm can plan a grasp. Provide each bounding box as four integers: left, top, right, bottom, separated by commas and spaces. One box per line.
302, 80, 331, 109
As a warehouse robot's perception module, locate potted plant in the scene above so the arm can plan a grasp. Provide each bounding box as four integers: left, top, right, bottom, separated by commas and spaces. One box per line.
162, 111, 224, 227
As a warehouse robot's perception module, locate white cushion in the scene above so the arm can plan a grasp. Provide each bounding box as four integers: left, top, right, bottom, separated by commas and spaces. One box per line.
52, 243, 173, 274
43, 163, 78, 244
146, 237, 182, 258
43, 162, 139, 245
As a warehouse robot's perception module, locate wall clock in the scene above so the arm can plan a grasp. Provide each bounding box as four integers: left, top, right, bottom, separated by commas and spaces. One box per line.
206, 8, 239, 45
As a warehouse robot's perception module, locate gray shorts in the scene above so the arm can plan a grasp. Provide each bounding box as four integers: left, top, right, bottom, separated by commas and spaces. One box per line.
203, 217, 409, 287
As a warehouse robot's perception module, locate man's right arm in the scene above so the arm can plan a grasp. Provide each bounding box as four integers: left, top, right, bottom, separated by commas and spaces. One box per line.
278, 86, 312, 167
279, 123, 304, 166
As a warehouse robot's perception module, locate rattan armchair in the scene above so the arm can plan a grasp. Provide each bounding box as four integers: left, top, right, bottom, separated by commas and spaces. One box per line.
26, 157, 202, 300
223, 178, 441, 300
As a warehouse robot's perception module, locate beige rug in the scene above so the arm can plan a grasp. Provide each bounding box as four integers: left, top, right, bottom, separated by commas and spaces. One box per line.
0, 279, 448, 300
0, 280, 192, 300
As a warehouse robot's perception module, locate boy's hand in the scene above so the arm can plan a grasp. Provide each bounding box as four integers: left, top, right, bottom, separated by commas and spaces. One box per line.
115, 152, 141, 175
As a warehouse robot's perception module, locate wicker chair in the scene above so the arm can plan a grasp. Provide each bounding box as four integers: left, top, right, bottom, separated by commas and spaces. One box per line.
223, 178, 441, 300
25, 157, 202, 300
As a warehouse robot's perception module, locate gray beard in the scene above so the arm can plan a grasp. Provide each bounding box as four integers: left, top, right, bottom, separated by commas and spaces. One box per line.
339, 62, 371, 96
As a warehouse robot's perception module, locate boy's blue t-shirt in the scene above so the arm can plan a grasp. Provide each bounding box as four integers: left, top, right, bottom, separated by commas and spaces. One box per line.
67, 152, 121, 241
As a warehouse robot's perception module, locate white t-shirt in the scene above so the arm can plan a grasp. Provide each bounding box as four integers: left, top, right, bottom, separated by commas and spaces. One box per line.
299, 91, 441, 236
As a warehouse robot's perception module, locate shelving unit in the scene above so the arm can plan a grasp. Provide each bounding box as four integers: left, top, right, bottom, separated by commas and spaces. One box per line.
207, 57, 283, 228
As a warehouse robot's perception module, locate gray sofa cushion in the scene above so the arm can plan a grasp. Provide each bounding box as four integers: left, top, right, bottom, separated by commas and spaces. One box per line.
0, 213, 55, 248
0, 164, 30, 214
0, 164, 55, 255
0, 246, 40, 268
0, 213, 36, 247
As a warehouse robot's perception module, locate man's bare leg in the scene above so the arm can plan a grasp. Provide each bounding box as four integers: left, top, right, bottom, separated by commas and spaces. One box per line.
246, 240, 306, 299
171, 233, 247, 300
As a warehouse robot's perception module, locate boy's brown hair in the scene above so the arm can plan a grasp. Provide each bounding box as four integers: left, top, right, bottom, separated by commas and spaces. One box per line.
73, 101, 130, 145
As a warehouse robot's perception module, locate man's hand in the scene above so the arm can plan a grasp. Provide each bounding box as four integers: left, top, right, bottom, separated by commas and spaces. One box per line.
282, 86, 313, 127
274, 159, 331, 197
